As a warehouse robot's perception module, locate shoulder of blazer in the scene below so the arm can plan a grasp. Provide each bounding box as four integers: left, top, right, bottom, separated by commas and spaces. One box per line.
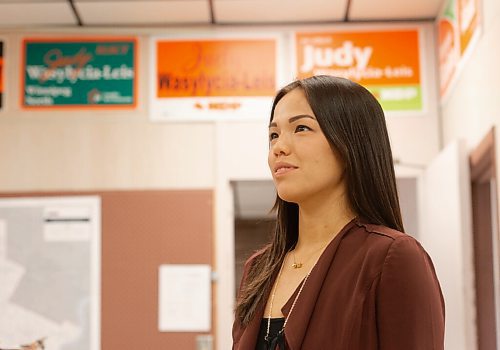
354, 220, 409, 241
238, 245, 270, 290
243, 245, 269, 269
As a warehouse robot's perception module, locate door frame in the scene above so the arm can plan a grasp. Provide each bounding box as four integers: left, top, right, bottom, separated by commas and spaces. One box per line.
470, 127, 499, 350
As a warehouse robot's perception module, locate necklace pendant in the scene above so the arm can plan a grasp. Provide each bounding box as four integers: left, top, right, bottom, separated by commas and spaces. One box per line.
292, 262, 303, 269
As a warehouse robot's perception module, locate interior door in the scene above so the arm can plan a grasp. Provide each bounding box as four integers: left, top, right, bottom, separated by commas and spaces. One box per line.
419, 140, 477, 350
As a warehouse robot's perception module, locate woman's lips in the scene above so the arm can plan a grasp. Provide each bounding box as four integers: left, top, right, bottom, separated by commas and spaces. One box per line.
274, 162, 298, 176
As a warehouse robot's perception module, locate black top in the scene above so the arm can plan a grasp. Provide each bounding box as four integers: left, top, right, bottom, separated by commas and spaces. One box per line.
255, 317, 286, 350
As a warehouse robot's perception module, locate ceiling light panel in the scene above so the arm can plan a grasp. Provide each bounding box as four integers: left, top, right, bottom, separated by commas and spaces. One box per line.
349, 0, 443, 20
0, 2, 76, 26
74, 0, 211, 25
213, 0, 348, 23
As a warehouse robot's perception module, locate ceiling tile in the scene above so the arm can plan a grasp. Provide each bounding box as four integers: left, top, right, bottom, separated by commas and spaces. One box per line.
0, 3, 76, 26
214, 0, 348, 23
74, 0, 211, 25
349, 0, 444, 20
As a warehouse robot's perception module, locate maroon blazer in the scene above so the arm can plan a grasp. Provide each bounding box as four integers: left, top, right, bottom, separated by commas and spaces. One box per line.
233, 218, 445, 350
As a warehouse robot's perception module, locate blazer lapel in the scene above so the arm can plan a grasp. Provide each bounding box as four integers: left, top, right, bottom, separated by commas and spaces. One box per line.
281, 219, 358, 350
237, 301, 265, 349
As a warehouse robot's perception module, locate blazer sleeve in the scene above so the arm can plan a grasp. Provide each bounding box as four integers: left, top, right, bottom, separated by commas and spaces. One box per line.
376, 236, 445, 350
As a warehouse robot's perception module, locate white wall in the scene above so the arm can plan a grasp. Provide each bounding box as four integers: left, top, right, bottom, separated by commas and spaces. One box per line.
440, 0, 500, 347
419, 140, 476, 350
441, 0, 500, 150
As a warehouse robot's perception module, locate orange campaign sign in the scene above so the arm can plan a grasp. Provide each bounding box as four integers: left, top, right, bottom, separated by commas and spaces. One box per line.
295, 29, 422, 112
157, 39, 275, 98
152, 37, 278, 120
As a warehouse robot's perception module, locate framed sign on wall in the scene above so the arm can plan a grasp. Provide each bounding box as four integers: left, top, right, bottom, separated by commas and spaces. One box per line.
150, 35, 282, 121
294, 28, 425, 113
21, 37, 137, 109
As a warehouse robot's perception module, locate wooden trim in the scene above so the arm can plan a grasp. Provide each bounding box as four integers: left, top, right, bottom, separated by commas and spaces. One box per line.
469, 127, 499, 350
471, 182, 497, 349
470, 127, 496, 182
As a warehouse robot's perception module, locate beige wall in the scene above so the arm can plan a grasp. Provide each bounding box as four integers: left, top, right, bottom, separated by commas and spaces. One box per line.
0, 24, 440, 193
0, 32, 215, 191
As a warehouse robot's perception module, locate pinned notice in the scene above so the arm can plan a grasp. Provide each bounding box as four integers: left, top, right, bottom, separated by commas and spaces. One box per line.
158, 264, 211, 332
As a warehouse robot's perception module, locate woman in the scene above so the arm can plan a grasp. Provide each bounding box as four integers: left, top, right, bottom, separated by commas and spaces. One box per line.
232, 75, 445, 350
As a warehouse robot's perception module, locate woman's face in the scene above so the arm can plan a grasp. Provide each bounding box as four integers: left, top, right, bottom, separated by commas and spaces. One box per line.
268, 88, 346, 205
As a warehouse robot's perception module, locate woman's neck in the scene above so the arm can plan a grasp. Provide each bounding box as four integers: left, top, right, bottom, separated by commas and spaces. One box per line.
295, 189, 356, 251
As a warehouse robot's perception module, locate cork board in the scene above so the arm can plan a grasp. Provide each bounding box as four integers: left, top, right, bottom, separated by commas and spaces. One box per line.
0, 190, 214, 350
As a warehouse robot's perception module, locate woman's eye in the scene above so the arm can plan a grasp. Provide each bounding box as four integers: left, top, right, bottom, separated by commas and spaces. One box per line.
295, 125, 311, 132
269, 132, 279, 141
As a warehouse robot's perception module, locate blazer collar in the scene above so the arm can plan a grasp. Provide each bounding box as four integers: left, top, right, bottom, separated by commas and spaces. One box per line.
282, 217, 359, 350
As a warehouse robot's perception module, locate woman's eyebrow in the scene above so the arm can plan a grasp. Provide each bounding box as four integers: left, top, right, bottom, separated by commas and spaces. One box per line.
269, 114, 315, 128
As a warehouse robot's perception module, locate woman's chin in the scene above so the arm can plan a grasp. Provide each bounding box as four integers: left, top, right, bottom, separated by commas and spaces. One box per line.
276, 190, 302, 204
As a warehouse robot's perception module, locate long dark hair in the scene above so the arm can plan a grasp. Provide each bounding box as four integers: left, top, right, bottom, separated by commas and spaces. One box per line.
235, 75, 404, 326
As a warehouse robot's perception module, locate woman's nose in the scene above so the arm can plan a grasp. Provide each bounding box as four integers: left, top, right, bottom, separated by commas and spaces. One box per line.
271, 135, 291, 156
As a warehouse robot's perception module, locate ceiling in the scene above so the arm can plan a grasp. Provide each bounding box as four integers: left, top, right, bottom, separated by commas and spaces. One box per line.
0, 0, 444, 28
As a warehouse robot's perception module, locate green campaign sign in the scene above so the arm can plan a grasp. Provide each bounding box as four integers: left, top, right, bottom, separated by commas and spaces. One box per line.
23, 38, 136, 108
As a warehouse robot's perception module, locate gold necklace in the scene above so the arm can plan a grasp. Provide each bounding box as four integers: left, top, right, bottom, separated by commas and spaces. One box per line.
291, 243, 330, 269
291, 251, 303, 268
265, 253, 316, 345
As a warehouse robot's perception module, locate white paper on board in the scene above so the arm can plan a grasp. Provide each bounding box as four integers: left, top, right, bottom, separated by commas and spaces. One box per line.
0, 196, 101, 349
158, 264, 211, 332
43, 205, 91, 241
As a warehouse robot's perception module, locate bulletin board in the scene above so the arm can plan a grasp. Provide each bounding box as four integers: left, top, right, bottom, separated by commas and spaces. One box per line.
0, 190, 214, 350
0, 196, 100, 350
